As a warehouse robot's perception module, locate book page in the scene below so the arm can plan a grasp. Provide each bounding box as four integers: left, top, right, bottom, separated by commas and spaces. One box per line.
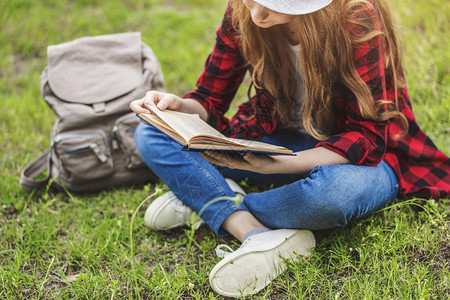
148, 106, 227, 142
139, 113, 186, 144
189, 135, 292, 154
221, 137, 288, 150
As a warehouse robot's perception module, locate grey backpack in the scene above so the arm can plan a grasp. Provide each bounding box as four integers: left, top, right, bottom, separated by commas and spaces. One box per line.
20, 32, 162, 193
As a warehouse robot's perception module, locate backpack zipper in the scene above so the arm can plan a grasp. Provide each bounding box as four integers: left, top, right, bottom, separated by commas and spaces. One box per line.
62, 143, 108, 163
112, 112, 136, 143
53, 131, 109, 163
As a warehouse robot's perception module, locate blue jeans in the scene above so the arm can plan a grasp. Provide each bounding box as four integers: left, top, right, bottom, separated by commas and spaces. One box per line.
135, 123, 398, 237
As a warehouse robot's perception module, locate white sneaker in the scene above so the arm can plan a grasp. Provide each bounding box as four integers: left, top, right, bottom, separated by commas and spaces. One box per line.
209, 229, 316, 297
144, 178, 246, 230
144, 191, 193, 230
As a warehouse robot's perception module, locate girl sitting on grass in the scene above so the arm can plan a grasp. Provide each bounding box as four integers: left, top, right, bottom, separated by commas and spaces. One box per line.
130, 0, 450, 297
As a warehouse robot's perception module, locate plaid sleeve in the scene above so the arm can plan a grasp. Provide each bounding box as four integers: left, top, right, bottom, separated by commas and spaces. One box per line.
183, 8, 247, 132
316, 4, 389, 166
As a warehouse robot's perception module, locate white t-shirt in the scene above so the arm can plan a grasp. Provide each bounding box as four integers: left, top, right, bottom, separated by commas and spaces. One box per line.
283, 42, 307, 132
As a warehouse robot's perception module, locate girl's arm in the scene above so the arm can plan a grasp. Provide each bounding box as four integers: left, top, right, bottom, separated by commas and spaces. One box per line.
272, 147, 351, 174
182, 6, 281, 140
179, 98, 209, 120
201, 147, 350, 175
183, 8, 247, 131
185, 11, 280, 140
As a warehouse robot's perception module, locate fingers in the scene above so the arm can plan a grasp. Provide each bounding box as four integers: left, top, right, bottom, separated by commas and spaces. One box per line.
204, 150, 235, 162
204, 150, 221, 158
156, 93, 178, 110
146, 91, 182, 111
199, 151, 228, 167
202, 150, 249, 169
241, 152, 252, 161
129, 98, 150, 114
130, 91, 183, 114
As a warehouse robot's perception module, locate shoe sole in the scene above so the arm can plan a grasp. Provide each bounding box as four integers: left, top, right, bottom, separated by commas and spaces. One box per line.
209, 229, 315, 297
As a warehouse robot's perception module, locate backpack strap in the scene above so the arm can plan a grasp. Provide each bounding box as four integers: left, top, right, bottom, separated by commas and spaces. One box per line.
20, 148, 51, 193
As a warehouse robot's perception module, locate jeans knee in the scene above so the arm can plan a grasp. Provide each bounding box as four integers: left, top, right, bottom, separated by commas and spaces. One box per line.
134, 123, 170, 163
292, 165, 359, 229
313, 199, 351, 228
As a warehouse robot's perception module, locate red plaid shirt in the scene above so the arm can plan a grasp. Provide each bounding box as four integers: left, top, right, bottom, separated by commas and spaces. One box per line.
184, 4, 450, 199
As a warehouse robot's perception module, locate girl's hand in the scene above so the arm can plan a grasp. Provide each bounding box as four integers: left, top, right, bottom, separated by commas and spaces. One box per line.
130, 91, 183, 114
200, 150, 276, 174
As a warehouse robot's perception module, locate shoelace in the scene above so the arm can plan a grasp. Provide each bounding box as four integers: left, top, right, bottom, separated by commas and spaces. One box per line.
215, 236, 254, 258
215, 244, 235, 258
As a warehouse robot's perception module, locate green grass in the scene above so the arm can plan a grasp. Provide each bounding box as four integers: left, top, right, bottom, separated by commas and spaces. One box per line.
1, 0, 449, 298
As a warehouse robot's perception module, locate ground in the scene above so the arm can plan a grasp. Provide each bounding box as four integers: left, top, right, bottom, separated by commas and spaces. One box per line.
0, 0, 449, 298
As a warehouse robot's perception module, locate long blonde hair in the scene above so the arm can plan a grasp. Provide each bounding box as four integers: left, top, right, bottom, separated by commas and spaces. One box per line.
230, 0, 408, 139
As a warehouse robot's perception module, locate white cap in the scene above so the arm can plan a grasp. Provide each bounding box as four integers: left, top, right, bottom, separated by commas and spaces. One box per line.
253, 0, 333, 15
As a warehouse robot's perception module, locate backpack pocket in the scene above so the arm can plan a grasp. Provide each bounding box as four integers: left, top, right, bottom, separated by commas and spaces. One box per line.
113, 113, 146, 169
53, 131, 114, 183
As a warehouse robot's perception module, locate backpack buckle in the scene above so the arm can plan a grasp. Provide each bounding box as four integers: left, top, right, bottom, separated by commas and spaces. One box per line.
93, 102, 106, 113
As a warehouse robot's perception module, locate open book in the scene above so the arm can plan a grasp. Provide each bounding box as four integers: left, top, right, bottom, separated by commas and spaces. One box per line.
137, 106, 294, 156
